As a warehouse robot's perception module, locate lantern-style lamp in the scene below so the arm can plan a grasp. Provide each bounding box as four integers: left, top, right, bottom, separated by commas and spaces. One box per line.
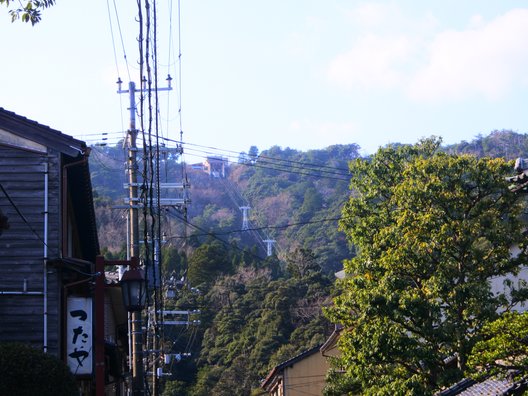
121, 265, 146, 312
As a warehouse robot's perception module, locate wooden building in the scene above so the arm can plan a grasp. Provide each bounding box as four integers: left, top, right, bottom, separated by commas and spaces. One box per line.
0, 108, 128, 395
262, 345, 330, 396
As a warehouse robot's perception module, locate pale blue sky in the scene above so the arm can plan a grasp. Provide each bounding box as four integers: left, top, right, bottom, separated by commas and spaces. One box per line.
1, 1, 528, 159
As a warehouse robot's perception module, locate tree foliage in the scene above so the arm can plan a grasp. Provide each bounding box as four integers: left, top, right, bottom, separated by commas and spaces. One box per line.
179, 249, 333, 395
160, 246, 332, 395
1, 0, 55, 24
0, 342, 78, 396
326, 137, 528, 395
444, 130, 528, 160
468, 311, 528, 379
187, 241, 232, 288
86, 133, 528, 395
88, 142, 357, 272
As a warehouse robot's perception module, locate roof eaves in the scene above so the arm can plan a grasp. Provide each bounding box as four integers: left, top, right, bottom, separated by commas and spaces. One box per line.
262, 344, 323, 389
321, 325, 344, 353
0, 107, 86, 157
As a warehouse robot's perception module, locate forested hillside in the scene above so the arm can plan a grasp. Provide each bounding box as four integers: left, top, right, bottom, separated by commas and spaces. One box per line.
88, 129, 528, 395
89, 141, 358, 394
90, 142, 359, 273
443, 129, 528, 158
90, 130, 528, 266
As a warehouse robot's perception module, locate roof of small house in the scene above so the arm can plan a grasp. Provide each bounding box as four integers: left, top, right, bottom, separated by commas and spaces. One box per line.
261, 345, 322, 390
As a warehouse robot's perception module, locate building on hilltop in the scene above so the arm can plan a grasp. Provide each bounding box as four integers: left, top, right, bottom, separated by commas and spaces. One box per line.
203, 156, 228, 178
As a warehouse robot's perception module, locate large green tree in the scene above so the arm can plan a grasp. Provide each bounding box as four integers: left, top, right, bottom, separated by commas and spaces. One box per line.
325, 138, 528, 395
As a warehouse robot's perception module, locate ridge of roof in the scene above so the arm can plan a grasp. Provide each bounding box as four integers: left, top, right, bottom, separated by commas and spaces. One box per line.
0, 107, 86, 156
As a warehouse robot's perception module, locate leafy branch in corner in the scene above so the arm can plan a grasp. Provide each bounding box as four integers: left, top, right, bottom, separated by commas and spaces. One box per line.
1, 0, 55, 25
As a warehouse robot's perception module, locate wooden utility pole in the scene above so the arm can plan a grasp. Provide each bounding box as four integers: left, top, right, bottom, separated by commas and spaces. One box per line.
119, 80, 145, 396
118, 76, 181, 395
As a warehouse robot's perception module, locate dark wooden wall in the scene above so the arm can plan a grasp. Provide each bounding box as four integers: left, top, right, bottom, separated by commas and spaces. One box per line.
0, 144, 61, 355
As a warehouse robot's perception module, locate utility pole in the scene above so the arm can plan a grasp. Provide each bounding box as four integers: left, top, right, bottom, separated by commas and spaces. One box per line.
118, 77, 181, 396
118, 79, 145, 396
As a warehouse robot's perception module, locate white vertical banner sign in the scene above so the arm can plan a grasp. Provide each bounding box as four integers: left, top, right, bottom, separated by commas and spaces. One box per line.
66, 297, 93, 375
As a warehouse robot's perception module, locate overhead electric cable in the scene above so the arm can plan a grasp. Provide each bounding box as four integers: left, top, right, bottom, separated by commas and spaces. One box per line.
167, 208, 269, 261
105, 0, 127, 136
180, 140, 352, 173
158, 136, 351, 177
82, 133, 353, 176
162, 216, 344, 240
88, 134, 351, 178
165, 0, 174, 139
106, 0, 121, 80
111, 0, 132, 81
86, 138, 349, 180
0, 182, 51, 252
177, 0, 183, 141
90, 149, 123, 172
152, 0, 165, 360
180, 147, 350, 181
83, 131, 122, 137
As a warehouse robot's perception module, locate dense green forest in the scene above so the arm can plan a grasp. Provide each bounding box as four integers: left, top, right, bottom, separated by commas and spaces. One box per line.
89, 130, 528, 395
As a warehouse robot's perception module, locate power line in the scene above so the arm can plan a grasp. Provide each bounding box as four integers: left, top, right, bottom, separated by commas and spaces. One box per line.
86, 131, 353, 177
84, 136, 352, 180
173, 144, 350, 180
180, 140, 353, 173
161, 138, 353, 178
106, 0, 121, 81
90, 146, 125, 172
0, 182, 52, 253
182, 145, 350, 179
84, 133, 351, 174
166, 208, 270, 262
110, 0, 131, 81
162, 216, 344, 240
177, 0, 183, 142
183, 148, 350, 181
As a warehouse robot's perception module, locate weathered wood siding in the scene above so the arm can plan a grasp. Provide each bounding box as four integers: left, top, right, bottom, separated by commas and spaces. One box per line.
0, 144, 61, 355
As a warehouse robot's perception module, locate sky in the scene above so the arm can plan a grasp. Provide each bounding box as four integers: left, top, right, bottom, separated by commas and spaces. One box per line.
1, 1, 528, 159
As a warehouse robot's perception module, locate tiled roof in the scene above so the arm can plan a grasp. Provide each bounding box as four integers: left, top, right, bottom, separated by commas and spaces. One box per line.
459, 378, 512, 395
437, 376, 528, 396
436, 378, 476, 396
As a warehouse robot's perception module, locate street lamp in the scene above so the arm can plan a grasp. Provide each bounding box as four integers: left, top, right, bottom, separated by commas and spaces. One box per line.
121, 265, 146, 312
121, 260, 146, 396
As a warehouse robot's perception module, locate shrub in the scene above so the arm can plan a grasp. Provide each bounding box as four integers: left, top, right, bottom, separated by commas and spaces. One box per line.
0, 342, 78, 396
